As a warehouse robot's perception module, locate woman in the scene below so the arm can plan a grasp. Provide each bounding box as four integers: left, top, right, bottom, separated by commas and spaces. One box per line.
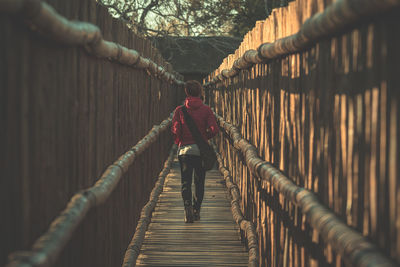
171, 80, 219, 223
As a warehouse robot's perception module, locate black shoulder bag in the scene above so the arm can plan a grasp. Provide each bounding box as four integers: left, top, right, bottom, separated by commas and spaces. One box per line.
181, 106, 217, 171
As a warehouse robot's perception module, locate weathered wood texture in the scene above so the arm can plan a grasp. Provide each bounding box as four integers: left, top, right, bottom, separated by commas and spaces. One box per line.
206, 0, 400, 266
122, 146, 176, 267
215, 145, 259, 267
136, 159, 249, 267
205, 0, 400, 87
215, 114, 396, 267
0, 0, 184, 87
0, 0, 184, 266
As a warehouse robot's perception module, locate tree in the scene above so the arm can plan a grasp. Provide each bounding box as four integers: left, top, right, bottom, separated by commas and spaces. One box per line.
229, 0, 297, 36
97, 0, 241, 37
229, 0, 268, 37
97, 0, 296, 38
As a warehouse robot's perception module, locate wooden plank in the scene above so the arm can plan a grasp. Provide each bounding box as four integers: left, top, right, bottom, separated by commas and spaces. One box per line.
136, 158, 249, 266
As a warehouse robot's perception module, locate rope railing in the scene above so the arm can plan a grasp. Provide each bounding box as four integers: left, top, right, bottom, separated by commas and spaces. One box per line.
0, 0, 185, 86
205, 0, 400, 86
214, 113, 397, 267
6, 113, 174, 267
122, 145, 177, 267
213, 144, 259, 267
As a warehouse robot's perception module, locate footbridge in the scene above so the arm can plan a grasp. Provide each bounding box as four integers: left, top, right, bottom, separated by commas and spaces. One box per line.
1, 0, 399, 266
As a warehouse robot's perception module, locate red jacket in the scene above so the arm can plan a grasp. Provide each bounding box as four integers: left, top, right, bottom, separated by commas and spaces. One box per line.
172, 97, 219, 146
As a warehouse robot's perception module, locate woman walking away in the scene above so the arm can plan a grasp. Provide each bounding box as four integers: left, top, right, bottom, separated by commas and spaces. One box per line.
171, 80, 219, 223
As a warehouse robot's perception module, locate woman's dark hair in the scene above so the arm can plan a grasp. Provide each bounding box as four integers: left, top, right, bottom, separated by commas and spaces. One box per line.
184, 80, 203, 97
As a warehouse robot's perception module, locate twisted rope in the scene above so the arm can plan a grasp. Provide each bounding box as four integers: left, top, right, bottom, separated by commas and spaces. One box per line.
215, 113, 397, 267
6, 113, 174, 267
122, 145, 177, 267
205, 0, 400, 86
0, 0, 185, 86
213, 144, 259, 267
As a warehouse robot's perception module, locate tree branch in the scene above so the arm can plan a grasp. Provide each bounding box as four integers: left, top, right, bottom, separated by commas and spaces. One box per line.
138, 0, 159, 33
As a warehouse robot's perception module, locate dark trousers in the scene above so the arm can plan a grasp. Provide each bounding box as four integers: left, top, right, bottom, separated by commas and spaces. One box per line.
178, 154, 205, 211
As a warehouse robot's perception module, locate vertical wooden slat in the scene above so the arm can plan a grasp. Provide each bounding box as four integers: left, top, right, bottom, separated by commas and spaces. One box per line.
206, 1, 400, 266
0, 0, 183, 266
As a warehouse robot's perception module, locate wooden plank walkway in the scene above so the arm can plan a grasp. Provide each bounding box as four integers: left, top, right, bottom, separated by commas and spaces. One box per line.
136, 157, 249, 267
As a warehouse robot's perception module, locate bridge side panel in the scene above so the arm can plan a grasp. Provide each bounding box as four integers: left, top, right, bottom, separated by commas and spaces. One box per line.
206, 1, 400, 266
0, 1, 183, 266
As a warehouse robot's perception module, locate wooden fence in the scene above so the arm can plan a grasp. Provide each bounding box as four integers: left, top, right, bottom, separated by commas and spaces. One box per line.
206, 0, 400, 266
0, 0, 183, 266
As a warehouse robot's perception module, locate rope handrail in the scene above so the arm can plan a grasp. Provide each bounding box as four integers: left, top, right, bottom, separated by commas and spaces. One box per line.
0, 0, 185, 86
214, 113, 397, 267
213, 144, 259, 267
6, 113, 174, 267
204, 0, 400, 86
122, 145, 176, 267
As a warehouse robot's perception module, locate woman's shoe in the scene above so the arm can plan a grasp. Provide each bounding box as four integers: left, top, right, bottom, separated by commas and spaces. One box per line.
184, 206, 194, 223
193, 209, 200, 221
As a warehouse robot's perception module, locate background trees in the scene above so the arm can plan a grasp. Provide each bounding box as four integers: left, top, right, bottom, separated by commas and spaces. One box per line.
97, 0, 278, 38
98, 0, 235, 37
96, 0, 293, 79
230, 0, 269, 37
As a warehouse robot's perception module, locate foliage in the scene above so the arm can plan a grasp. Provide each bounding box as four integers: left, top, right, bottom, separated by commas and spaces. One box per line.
229, 0, 268, 37
98, 0, 272, 38
229, 0, 295, 37
98, 0, 237, 37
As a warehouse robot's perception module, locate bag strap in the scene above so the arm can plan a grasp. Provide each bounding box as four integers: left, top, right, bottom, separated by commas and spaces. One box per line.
181, 105, 207, 147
